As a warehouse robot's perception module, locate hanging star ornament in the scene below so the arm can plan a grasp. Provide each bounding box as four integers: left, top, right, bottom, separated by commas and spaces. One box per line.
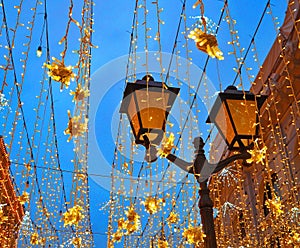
62, 205, 84, 227
44, 57, 75, 90
183, 225, 206, 246
189, 0, 223, 59
188, 28, 224, 60
142, 196, 165, 214
157, 133, 175, 157
246, 140, 267, 164
64, 110, 88, 142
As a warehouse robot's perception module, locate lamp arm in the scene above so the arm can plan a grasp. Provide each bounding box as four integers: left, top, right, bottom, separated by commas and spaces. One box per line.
212, 151, 251, 174
166, 154, 193, 173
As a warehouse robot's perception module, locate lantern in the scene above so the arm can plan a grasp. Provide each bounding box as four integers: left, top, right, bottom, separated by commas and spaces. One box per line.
207, 85, 267, 150
120, 75, 180, 162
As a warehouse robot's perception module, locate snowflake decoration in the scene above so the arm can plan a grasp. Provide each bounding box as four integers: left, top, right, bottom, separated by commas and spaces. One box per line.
44, 57, 75, 90
167, 211, 179, 225
142, 196, 165, 214
183, 225, 206, 246
246, 140, 267, 164
111, 209, 141, 244
70, 83, 89, 102
64, 110, 88, 142
0, 93, 8, 111
72, 237, 82, 247
62, 205, 84, 227
188, 28, 224, 60
190, 15, 218, 35
30, 233, 39, 245
18, 191, 29, 205
157, 133, 175, 158
265, 196, 284, 218
112, 230, 123, 243
288, 230, 300, 245
158, 238, 169, 248
221, 201, 241, 217
290, 207, 300, 221
217, 164, 240, 186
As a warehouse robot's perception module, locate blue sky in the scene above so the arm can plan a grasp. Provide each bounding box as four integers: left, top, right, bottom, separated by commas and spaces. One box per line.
0, 0, 288, 247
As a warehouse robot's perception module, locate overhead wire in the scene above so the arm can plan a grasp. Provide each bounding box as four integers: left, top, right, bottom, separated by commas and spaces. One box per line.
134, 1, 228, 244
0, 0, 59, 239
43, 0, 75, 235
231, 0, 270, 86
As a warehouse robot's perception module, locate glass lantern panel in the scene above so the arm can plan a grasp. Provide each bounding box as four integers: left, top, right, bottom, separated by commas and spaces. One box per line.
127, 95, 140, 136
135, 88, 170, 129
215, 102, 235, 145
227, 99, 257, 136
139, 108, 166, 129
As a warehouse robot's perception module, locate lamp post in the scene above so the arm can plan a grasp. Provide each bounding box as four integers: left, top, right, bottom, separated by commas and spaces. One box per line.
120, 83, 267, 248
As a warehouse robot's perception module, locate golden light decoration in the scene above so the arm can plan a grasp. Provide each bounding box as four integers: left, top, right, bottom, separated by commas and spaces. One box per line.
157, 133, 175, 158
142, 196, 165, 214
64, 110, 88, 142
124, 206, 141, 234
112, 230, 123, 243
70, 83, 90, 102
288, 230, 300, 245
44, 57, 75, 90
72, 237, 82, 247
265, 196, 284, 218
18, 191, 29, 205
30, 233, 39, 245
117, 217, 127, 230
182, 226, 206, 246
62, 205, 84, 227
246, 140, 267, 164
188, 28, 224, 60
166, 211, 179, 225
157, 238, 169, 248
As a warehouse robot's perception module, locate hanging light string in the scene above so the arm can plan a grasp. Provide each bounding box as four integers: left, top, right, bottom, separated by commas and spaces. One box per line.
0, 0, 59, 239
134, 1, 227, 244
43, 0, 75, 230
230, 0, 270, 87
267, 2, 300, 200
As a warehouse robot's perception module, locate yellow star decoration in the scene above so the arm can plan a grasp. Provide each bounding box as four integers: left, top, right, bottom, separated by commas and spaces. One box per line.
158, 239, 169, 248
64, 110, 88, 142
44, 57, 75, 90
112, 230, 123, 243
124, 206, 140, 234
30, 233, 39, 245
288, 230, 300, 244
72, 237, 82, 247
62, 205, 84, 227
117, 218, 127, 230
246, 144, 267, 164
188, 28, 224, 60
265, 196, 284, 218
112, 206, 141, 243
157, 133, 175, 158
183, 226, 206, 246
142, 196, 165, 214
18, 191, 29, 205
70, 83, 90, 102
166, 211, 179, 225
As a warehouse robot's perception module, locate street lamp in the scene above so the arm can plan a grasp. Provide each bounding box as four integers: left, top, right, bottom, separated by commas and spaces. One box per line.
119, 75, 180, 162
207, 85, 267, 150
120, 82, 267, 248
